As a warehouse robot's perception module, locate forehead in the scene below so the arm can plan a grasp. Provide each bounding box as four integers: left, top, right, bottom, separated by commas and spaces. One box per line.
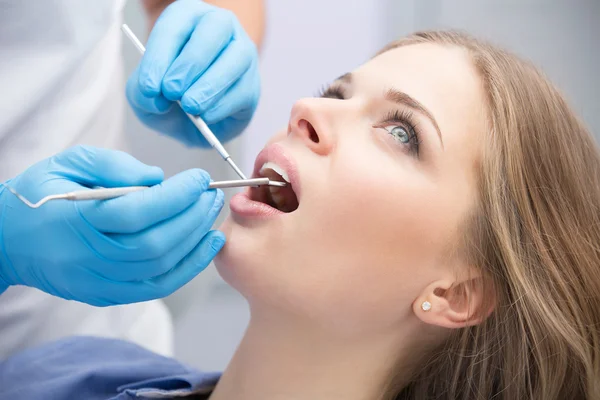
354, 43, 480, 103
352, 43, 487, 148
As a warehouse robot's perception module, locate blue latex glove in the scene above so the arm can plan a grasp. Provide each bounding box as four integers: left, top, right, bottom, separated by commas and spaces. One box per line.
126, 0, 260, 147
0, 146, 225, 306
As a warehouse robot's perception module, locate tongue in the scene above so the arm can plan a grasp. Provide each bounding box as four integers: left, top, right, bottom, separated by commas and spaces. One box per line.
269, 184, 298, 212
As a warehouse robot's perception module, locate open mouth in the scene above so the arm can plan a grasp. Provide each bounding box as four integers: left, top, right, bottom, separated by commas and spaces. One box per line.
250, 161, 299, 213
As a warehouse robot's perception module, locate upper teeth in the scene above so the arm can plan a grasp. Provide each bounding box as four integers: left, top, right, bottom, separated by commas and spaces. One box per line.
259, 162, 290, 183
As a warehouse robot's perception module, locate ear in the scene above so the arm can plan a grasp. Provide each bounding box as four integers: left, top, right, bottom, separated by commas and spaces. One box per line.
412, 273, 495, 329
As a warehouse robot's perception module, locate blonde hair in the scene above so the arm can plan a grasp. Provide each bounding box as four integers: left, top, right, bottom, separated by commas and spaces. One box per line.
380, 31, 600, 399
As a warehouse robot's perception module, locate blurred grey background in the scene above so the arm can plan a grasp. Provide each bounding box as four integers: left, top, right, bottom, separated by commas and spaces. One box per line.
122, 0, 599, 371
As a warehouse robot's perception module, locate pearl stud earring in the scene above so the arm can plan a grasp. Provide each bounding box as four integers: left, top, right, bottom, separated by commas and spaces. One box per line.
421, 301, 432, 311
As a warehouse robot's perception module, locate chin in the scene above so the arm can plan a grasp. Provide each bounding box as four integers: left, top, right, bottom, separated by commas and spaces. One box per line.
214, 217, 243, 287
215, 214, 307, 319
215, 216, 271, 298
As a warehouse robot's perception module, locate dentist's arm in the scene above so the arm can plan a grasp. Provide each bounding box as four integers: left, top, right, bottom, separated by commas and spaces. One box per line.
142, 0, 265, 47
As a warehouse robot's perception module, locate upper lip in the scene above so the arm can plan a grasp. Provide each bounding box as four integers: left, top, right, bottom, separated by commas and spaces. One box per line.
252, 143, 301, 201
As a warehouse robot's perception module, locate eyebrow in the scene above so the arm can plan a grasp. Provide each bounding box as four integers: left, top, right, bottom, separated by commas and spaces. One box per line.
336, 72, 353, 84
334, 72, 444, 148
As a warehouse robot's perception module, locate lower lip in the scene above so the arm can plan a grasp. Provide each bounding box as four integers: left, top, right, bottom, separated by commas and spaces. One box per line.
229, 190, 285, 218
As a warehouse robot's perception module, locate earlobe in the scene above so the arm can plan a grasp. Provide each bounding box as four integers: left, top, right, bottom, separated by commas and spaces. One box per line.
413, 277, 495, 329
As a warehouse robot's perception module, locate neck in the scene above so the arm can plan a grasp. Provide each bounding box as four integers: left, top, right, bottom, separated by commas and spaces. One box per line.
209, 311, 419, 400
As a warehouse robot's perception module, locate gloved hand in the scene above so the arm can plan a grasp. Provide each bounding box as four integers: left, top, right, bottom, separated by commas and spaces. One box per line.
0, 145, 225, 306
126, 0, 260, 147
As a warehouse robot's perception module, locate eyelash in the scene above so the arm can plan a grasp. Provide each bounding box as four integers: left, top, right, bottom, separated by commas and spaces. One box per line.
316, 85, 345, 99
316, 85, 421, 157
381, 109, 421, 157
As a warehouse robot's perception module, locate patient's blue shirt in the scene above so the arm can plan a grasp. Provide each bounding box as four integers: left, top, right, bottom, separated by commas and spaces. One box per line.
0, 336, 219, 399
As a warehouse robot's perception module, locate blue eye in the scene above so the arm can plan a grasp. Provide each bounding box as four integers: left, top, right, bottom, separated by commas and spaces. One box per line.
384, 125, 410, 144
380, 109, 421, 158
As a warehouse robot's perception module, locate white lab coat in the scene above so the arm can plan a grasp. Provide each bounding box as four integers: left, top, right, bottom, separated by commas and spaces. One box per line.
0, 0, 173, 359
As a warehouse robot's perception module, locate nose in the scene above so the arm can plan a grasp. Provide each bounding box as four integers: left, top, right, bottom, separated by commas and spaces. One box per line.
287, 98, 336, 155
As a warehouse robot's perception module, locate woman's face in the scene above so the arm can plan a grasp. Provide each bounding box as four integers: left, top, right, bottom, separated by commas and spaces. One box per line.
216, 43, 487, 335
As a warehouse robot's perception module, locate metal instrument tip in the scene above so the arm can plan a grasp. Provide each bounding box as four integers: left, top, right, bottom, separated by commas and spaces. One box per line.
267, 181, 287, 187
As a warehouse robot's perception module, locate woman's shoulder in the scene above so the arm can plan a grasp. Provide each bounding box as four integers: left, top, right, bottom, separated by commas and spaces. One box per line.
0, 336, 219, 400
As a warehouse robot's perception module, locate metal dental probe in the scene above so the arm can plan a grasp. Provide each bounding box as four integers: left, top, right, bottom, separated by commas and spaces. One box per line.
1, 178, 286, 209
121, 24, 247, 180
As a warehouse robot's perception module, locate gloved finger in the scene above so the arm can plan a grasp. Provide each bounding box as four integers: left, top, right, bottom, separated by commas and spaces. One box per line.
103, 188, 222, 272
51, 145, 164, 188
92, 230, 225, 305
79, 169, 212, 234
127, 66, 207, 146
200, 64, 260, 143
138, 0, 214, 97
143, 230, 225, 299
179, 38, 255, 116
126, 70, 204, 146
202, 59, 260, 126
93, 189, 223, 280
161, 11, 234, 101
126, 65, 173, 115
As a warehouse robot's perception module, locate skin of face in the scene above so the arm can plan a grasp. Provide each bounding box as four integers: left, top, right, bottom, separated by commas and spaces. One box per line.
216, 43, 488, 339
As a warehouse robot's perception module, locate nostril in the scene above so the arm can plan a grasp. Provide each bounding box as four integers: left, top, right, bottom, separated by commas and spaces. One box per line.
308, 125, 319, 143
302, 119, 319, 143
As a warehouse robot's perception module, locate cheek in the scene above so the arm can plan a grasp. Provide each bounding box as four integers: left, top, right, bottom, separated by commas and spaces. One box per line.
313, 146, 448, 261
